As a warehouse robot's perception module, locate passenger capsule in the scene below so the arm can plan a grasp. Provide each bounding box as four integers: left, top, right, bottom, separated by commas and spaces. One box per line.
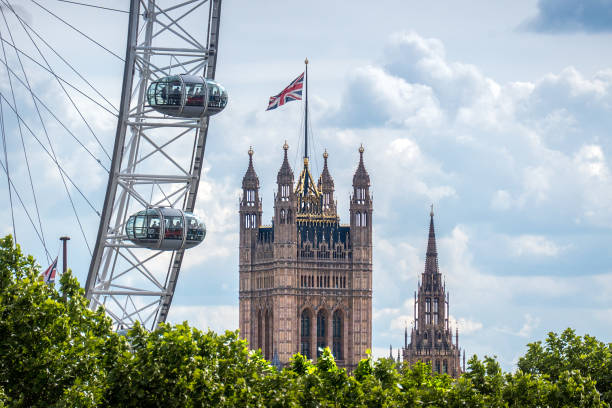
146, 74, 228, 118
125, 207, 206, 250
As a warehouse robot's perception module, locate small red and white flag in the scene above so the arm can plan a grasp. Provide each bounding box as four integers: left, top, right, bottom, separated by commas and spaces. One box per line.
40, 257, 58, 284
266, 72, 304, 111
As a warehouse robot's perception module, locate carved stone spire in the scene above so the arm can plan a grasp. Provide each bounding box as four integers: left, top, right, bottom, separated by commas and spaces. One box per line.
352, 144, 370, 187
424, 205, 439, 277
277, 141, 294, 185
318, 149, 334, 190
242, 146, 259, 189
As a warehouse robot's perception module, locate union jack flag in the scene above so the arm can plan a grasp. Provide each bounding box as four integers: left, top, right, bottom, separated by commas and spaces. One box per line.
40, 257, 58, 284
266, 72, 304, 111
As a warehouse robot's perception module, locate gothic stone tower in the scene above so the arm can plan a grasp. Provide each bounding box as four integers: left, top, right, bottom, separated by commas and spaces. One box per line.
402, 208, 462, 378
239, 143, 373, 370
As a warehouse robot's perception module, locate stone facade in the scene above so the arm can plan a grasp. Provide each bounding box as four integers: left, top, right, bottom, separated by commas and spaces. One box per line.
402, 208, 464, 377
239, 143, 372, 370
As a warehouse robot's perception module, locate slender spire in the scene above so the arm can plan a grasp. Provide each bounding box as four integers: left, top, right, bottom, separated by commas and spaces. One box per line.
318, 149, 334, 189
242, 146, 259, 189
304, 58, 309, 160
277, 140, 294, 183
427, 205, 437, 256
424, 206, 439, 276
352, 144, 370, 186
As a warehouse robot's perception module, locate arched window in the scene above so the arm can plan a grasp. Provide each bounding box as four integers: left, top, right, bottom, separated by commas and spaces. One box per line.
332, 310, 343, 360
280, 209, 286, 224
287, 209, 292, 223
317, 310, 327, 357
443, 360, 448, 374
246, 189, 255, 206
356, 187, 366, 204
257, 310, 263, 350
300, 309, 311, 359
433, 298, 439, 325
281, 184, 290, 201
355, 211, 361, 226
265, 309, 272, 361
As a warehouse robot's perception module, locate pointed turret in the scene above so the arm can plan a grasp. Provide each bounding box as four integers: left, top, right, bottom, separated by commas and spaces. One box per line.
350, 145, 373, 255
242, 147, 259, 190
240, 147, 262, 240
277, 141, 294, 186
352, 144, 370, 188
274, 142, 297, 247
318, 149, 336, 214
318, 149, 334, 190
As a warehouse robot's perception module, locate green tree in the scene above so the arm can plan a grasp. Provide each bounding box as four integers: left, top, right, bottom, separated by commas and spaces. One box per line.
2, 234, 611, 407
518, 328, 612, 404
0, 235, 119, 407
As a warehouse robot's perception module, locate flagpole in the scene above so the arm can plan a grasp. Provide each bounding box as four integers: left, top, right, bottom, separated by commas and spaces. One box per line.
304, 58, 308, 160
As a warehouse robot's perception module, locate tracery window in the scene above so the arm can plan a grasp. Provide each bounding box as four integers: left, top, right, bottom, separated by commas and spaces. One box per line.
332, 310, 343, 360
301, 309, 311, 359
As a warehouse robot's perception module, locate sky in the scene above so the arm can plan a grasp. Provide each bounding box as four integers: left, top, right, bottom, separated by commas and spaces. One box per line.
1, 0, 612, 371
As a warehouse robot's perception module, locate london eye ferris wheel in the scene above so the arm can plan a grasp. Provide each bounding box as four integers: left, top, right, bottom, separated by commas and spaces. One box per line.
0, 0, 225, 330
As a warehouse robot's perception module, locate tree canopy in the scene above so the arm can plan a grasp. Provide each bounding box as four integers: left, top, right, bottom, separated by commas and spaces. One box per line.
0, 235, 610, 407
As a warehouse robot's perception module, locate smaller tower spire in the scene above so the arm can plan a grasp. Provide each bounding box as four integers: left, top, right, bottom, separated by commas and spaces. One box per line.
389, 344, 393, 359
277, 141, 294, 183
352, 144, 370, 187
242, 147, 259, 189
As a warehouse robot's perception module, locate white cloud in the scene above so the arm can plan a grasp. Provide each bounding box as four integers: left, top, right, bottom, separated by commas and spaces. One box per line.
496, 314, 541, 338
167, 305, 239, 333
449, 316, 483, 335
509, 235, 564, 257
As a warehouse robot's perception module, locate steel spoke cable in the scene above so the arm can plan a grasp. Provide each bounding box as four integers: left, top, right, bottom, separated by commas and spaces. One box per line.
0, 156, 50, 260
30, 0, 124, 62
0, 37, 118, 118
0, 24, 49, 260
4, 3, 119, 115
5, 7, 112, 163
0, 93, 93, 256
53, 0, 129, 13
0, 97, 16, 243
0, 54, 109, 172
0, 9, 109, 173
0, 92, 101, 217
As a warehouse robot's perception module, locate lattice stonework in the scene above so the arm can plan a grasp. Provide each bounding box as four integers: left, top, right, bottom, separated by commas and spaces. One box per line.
85, 0, 222, 330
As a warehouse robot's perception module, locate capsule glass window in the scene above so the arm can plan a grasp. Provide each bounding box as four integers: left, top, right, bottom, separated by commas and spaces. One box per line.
185, 83, 205, 107
164, 216, 183, 240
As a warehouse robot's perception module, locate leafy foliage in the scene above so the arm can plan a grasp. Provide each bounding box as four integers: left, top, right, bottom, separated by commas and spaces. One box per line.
1, 235, 610, 407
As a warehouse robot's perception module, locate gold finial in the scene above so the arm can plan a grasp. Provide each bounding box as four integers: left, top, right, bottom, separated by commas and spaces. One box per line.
248, 146, 253, 156
305, 58, 309, 65
283, 140, 289, 151
323, 149, 328, 159
304, 157, 309, 166
430, 204, 434, 217
359, 144, 364, 154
